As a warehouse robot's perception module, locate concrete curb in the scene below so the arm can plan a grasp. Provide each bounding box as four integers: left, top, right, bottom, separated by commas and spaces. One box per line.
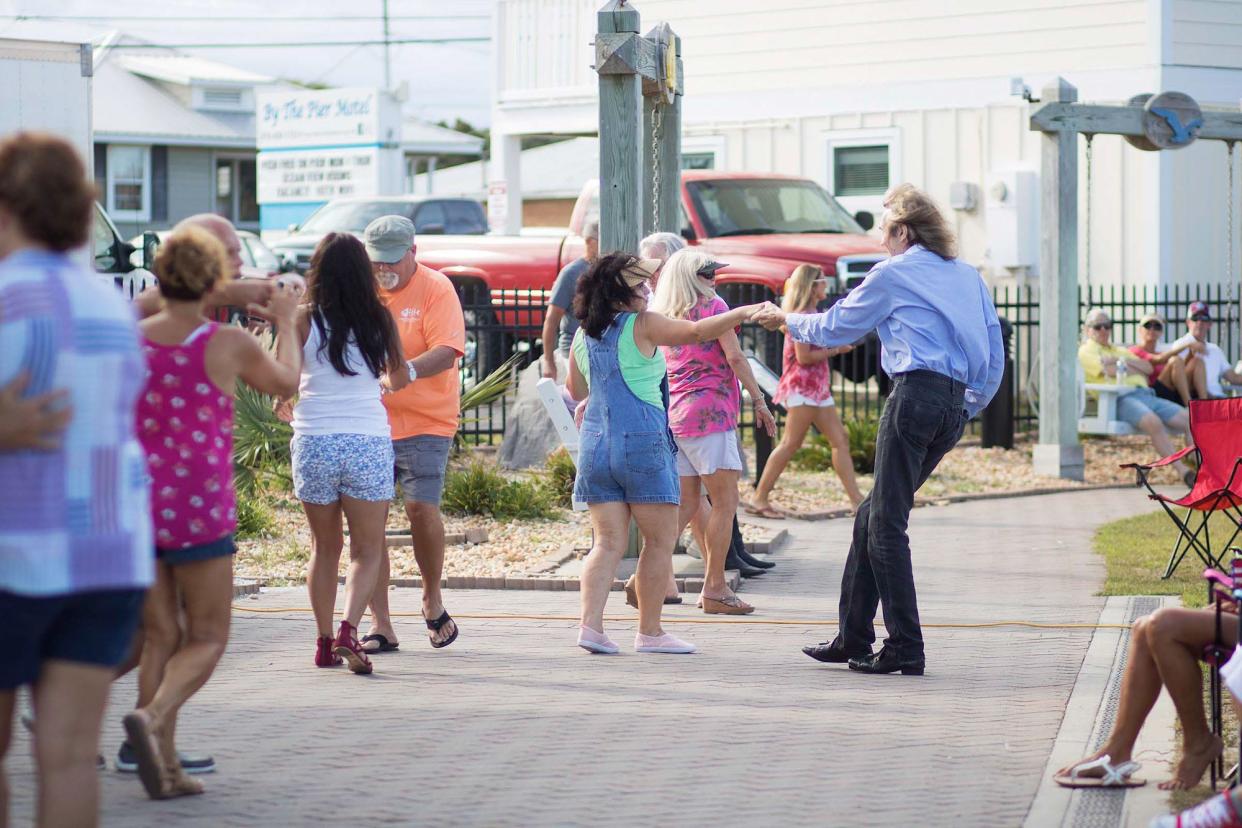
777, 483, 1135, 522
1023, 595, 1178, 828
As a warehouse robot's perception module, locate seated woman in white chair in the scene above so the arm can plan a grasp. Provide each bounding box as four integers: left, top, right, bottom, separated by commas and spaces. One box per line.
1078, 307, 1193, 488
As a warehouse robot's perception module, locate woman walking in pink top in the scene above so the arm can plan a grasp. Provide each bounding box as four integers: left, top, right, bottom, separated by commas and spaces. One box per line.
124, 226, 301, 800
651, 250, 776, 614
749, 264, 864, 516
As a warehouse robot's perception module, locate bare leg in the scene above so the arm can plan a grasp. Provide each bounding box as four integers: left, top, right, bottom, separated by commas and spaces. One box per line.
1159, 356, 1192, 406
1147, 607, 1232, 789
136, 562, 181, 712
138, 555, 234, 797
0, 689, 13, 828
365, 549, 396, 643
1058, 615, 1164, 774
406, 500, 455, 645
815, 406, 864, 508
700, 469, 741, 601
630, 502, 680, 637
580, 501, 631, 633
339, 496, 389, 628
1187, 355, 1209, 399
31, 661, 113, 828
1137, 413, 1190, 478
752, 406, 816, 508
303, 501, 344, 637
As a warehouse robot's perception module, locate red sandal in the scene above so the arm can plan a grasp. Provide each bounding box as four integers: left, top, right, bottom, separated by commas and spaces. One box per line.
314, 635, 342, 668
333, 621, 373, 675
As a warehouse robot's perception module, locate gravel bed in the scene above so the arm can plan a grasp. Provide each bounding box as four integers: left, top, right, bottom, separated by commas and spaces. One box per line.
237, 433, 1177, 582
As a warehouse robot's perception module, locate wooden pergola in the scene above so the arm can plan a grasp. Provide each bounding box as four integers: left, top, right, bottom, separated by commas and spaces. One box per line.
1029, 78, 1242, 480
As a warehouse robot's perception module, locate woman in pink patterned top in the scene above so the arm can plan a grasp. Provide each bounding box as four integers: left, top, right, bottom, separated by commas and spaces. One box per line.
750, 265, 864, 516
652, 250, 776, 615
125, 225, 301, 800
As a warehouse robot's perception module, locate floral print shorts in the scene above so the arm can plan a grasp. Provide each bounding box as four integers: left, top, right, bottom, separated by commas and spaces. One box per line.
291, 433, 395, 505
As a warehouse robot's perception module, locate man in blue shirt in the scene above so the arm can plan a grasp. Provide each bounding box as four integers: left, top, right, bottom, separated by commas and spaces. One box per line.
753, 184, 1004, 675
541, 219, 599, 379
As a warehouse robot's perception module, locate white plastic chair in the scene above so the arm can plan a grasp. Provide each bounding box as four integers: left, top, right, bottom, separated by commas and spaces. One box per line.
1078, 367, 1137, 436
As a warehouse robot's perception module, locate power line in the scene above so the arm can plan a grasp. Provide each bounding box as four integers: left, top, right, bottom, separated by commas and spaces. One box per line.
108, 37, 489, 49
7, 14, 489, 22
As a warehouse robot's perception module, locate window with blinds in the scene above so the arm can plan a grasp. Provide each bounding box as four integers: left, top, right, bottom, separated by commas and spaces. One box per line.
833, 145, 889, 196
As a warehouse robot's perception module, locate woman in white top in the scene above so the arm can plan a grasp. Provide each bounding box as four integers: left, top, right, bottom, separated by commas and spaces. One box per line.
290, 233, 409, 674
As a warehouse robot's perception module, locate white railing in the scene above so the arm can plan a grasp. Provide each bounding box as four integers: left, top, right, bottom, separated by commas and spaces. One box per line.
496, 0, 597, 104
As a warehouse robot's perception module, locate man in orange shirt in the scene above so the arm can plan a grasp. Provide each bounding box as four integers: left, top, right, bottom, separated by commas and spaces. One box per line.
362, 216, 466, 651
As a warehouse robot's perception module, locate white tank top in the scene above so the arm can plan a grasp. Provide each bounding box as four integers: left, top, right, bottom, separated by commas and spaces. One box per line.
291, 318, 392, 438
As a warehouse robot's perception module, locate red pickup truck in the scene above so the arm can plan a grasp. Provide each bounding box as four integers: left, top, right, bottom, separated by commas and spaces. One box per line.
415, 171, 886, 373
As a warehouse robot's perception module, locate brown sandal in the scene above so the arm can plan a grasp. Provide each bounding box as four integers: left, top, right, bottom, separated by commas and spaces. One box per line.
701, 594, 755, 615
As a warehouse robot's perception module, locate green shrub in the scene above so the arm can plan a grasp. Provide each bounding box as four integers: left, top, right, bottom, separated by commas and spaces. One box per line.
233, 384, 293, 495
442, 461, 559, 520
791, 432, 833, 472
846, 417, 880, 474
235, 492, 275, 539
542, 447, 577, 508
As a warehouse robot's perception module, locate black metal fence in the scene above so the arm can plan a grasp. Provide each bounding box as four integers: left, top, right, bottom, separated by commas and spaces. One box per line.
453, 280, 1242, 445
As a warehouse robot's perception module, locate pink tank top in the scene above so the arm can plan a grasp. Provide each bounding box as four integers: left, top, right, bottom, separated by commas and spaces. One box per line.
136, 322, 236, 550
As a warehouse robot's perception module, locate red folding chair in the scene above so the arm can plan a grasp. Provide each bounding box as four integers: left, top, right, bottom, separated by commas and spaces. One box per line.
1123, 398, 1242, 579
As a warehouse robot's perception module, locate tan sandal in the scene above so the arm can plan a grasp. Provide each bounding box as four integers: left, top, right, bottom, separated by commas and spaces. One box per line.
701, 594, 755, 615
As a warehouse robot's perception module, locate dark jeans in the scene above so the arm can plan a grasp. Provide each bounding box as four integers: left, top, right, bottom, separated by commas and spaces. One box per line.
837, 370, 967, 664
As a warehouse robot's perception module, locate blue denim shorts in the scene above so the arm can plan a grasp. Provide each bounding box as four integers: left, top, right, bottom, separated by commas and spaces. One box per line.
393, 435, 452, 505
291, 433, 396, 505
0, 588, 144, 689
1116, 387, 1187, 429
573, 429, 681, 505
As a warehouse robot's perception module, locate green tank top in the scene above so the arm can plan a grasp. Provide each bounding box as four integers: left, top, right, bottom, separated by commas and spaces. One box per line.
570, 313, 665, 409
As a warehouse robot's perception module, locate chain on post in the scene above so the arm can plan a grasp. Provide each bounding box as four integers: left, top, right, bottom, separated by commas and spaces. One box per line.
1084, 133, 1094, 289
650, 101, 663, 233
1229, 141, 1236, 339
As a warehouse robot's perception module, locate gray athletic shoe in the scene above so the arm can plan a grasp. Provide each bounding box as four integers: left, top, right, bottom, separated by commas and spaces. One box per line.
116, 741, 216, 774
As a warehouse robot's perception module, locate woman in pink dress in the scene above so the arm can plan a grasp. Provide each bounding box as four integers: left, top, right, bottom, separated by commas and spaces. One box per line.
748, 264, 864, 517
124, 226, 301, 799
651, 250, 776, 615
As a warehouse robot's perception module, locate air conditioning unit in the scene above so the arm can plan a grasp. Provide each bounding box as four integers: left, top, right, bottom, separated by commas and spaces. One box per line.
985, 168, 1039, 271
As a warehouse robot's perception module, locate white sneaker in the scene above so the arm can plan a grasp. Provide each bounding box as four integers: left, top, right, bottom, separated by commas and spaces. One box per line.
634, 632, 696, 654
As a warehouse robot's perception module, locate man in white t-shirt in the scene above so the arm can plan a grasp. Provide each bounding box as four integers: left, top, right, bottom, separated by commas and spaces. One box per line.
1166, 301, 1242, 399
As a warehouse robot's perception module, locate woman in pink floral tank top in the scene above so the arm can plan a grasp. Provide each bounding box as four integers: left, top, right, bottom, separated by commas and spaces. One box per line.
125, 223, 302, 801
652, 250, 776, 615
749, 265, 864, 517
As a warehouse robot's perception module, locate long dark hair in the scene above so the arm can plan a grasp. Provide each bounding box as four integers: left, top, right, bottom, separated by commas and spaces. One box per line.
572, 252, 642, 339
306, 233, 403, 378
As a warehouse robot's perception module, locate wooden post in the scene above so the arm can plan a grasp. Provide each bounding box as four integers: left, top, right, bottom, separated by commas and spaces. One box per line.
640, 30, 681, 237
657, 33, 682, 235
597, 1, 643, 255
1032, 77, 1085, 481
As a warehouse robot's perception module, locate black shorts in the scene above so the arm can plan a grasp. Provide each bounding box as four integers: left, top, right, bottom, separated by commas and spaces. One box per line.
156, 534, 236, 567
1153, 380, 1183, 404
0, 588, 144, 690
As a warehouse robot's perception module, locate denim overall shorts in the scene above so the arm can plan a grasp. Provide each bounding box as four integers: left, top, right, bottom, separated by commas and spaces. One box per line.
572, 313, 681, 505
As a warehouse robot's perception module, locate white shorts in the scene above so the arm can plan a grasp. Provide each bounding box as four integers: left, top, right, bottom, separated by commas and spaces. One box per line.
782, 392, 835, 408
674, 429, 744, 477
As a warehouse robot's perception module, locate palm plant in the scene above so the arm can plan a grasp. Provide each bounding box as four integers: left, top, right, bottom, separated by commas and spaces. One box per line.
232, 383, 293, 495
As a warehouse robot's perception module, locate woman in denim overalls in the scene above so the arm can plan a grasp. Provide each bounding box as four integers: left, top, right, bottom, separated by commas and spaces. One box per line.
566, 253, 760, 655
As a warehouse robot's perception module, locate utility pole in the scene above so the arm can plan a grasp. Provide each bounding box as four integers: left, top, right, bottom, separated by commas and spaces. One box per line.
382, 0, 391, 90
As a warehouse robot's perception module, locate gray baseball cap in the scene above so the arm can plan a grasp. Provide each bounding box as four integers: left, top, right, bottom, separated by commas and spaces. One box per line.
363, 215, 415, 264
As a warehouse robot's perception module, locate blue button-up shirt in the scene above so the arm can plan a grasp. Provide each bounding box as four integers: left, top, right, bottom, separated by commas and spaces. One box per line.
785, 245, 1004, 419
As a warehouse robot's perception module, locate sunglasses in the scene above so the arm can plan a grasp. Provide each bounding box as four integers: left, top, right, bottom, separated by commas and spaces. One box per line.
1142, 322, 1164, 331
1089, 323, 1113, 331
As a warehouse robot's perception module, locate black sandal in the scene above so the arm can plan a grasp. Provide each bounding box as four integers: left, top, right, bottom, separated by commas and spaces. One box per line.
360, 633, 399, 653
425, 610, 459, 649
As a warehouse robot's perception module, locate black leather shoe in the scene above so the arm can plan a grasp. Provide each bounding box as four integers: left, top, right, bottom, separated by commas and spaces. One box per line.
848, 646, 924, 676
736, 547, 776, 569
725, 551, 765, 578
802, 636, 871, 663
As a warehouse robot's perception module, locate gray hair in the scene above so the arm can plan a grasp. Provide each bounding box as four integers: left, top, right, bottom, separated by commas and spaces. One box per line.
1083, 307, 1112, 341
639, 231, 685, 262
582, 218, 600, 241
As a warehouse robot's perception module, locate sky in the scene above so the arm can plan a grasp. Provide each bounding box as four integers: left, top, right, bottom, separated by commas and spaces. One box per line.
0, 0, 494, 126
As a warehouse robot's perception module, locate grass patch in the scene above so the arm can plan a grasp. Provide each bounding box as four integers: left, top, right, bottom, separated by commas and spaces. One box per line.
1096, 510, 1241, 609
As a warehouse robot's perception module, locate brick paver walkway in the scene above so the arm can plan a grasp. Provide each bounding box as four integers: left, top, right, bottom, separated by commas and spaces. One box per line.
8, 489, 1155, 827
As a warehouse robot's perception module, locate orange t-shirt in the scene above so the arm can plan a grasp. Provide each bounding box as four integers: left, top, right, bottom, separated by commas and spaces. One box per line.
381, 264, 465, 439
